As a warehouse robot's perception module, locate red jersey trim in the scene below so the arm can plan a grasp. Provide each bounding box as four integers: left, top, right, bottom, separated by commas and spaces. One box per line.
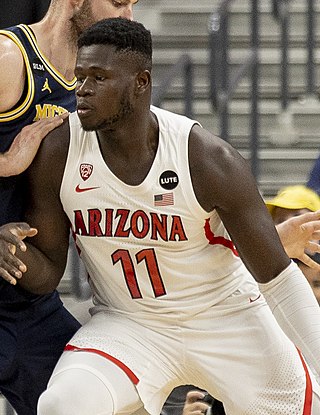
297, 348, 313, 415
64, 344, 139, 385
204, 219, 239, 257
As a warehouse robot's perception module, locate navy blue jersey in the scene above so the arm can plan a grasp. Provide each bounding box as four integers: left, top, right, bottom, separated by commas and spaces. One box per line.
0, 24, 76, 304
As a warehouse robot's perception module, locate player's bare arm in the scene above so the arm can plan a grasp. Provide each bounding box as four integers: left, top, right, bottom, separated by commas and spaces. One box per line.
7, 121, 72, 294
0, 35, 69, 176
0, 34, 25, 112
189, 124, 320, 377
189, 124, 290, 283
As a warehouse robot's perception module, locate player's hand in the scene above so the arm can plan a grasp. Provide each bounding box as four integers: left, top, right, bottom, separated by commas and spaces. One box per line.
276, 210, 320, 269
1, 112, 69, 177
182, 391, 210, 415
0, 222, 37, 285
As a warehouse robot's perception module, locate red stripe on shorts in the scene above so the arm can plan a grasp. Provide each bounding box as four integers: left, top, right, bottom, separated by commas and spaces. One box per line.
297, 348, 313, 415
64, 344, 139, 385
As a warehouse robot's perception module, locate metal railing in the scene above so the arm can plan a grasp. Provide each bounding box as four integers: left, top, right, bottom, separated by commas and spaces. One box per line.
306, 0, 317, 96
272, 0, 290, 111
273, 0, 318, 100
151, 53, 194, 118
208, 0, 260, 179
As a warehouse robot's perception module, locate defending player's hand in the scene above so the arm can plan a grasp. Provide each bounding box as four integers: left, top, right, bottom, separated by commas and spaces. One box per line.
276, 210, 320, 269
0, 222, 37, 285
0, 112, 69, 177
182, 391, 211, 415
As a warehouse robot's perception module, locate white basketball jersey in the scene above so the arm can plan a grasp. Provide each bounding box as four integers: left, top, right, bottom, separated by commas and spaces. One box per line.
60, 107, 255, 321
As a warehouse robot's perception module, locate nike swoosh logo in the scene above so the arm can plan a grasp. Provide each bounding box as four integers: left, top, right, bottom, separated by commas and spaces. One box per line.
75, 184, 100, 193
249, 294, 261, 303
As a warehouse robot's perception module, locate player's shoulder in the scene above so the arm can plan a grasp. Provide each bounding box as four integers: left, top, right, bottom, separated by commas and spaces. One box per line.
150, 105, 197, 129
41, 116, 71, 157
188, 124, 249, 211
0, 31, 25, 109
189, 123, 241, 169
0, 31, 24, 65
28, 117, 71, 191
33, 116, 70, 177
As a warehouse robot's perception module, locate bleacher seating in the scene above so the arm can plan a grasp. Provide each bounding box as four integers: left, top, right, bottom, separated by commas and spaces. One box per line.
135, 0, 320, 198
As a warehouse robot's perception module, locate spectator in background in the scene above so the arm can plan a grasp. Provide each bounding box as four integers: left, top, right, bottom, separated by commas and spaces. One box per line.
266, 185, 320, 303
307, 153, 320, 196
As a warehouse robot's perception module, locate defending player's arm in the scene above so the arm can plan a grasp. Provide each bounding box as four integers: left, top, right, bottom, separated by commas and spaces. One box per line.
189, 124, 320, 377
0, 34, 25, 113
0, 121, 71, 293
0, 34, 68, 176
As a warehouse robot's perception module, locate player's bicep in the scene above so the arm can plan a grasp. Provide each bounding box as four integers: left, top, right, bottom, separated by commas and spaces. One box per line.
189, 127, 290, 282
0, 35, 25, 112
23, 136, 70, 269
189, 126, 260, 214
214, 154, 290, 281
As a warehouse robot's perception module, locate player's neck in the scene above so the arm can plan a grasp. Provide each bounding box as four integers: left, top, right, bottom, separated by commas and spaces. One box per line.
30, 17, 77, 81
96, 110, 159, 186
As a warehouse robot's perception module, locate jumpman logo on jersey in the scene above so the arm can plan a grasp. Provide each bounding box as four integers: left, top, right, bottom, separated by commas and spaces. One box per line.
41, 78, 52, 94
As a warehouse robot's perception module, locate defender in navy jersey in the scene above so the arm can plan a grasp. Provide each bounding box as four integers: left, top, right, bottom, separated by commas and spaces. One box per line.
0, 24, 77, 224
0, 1, 138, 414
2, 18, 320, 415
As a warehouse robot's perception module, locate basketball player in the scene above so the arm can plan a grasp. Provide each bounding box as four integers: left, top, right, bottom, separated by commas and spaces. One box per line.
0, 2, 138, 414
2, 17, 320, 415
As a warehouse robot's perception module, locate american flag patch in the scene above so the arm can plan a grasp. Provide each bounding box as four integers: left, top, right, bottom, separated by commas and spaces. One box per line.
154, 192, 174, 206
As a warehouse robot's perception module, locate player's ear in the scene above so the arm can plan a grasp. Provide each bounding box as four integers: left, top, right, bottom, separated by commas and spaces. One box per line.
135, 70, 151, 95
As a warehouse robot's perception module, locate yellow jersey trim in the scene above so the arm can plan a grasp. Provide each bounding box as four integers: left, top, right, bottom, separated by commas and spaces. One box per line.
0, 29, 35, 122
19, 25, 77, 91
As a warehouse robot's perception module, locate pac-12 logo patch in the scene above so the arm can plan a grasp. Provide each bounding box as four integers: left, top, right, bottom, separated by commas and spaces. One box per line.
159, 170, 179, 190
80, 163, 93, 181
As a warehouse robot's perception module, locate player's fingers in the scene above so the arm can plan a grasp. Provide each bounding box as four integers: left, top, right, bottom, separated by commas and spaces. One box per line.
184, 402, 209, 415
306, 241, 320, 255
21, 113, 69, 140
302, 221, 320, 234
33, 113, 69, 136
185, 391, 207, 404
299, 252, 320, 270
9, 224, 37, 239
0, 223, 37, 252
0, 268, 18, 285
0, 247, 26, 281
300, 211, 320, 223
300, 223, 320, 237
310, 230, 320, 240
